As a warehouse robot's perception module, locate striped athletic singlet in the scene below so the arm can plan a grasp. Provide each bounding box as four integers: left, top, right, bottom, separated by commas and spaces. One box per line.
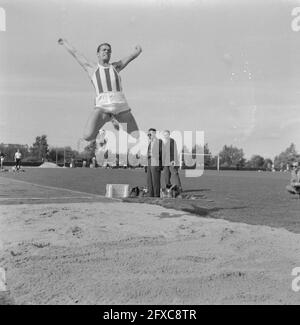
91, 64, 130, 114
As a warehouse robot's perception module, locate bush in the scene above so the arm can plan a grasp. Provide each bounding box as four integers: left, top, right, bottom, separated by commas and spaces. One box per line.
22, 156, 41, 163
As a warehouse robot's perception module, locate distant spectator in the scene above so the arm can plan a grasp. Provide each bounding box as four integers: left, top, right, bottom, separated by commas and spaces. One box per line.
0, 151, 5, 170
271, 163, 275, 172
14, 149, 22, 170
91, 156, 97, 168
70, 157, 75, 168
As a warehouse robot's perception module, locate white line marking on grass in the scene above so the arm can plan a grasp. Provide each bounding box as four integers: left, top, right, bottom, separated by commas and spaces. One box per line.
0, 197, 93, 200
0, 176, 121, 201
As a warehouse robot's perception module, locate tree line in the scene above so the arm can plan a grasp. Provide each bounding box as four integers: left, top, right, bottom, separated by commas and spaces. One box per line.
0, 135, 299, 170
193, 143, 299, 170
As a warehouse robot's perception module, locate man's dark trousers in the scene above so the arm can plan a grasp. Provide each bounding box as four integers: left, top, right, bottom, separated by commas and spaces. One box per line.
147, 139, 163, 197
163, 165, 182, 189
162, 137, 182, 189
147, 165, 161, 197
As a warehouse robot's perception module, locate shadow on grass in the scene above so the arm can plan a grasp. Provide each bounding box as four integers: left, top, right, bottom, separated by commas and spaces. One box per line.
181, 204, 249, 217
181, 205, 221, 217
158, 212, 186, 219
123, 197, 248, 218
182, 189, 211, 193
157, 206, 220, 218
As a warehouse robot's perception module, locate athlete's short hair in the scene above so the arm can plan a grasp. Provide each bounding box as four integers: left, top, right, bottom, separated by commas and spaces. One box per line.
97, 43, 111, 53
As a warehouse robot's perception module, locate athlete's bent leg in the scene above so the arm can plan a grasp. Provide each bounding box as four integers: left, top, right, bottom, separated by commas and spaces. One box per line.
115, 110, 139, 138
83, 108, 111, 141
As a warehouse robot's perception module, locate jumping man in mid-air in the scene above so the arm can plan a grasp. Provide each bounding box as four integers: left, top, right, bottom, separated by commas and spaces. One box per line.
58, 39, 142, 143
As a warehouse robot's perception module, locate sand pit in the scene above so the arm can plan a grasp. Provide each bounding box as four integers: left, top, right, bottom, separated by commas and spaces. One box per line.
1, 201, 300, 305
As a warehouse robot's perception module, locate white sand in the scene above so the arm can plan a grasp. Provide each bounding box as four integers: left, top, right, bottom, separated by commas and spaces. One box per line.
1, 201, 300, 305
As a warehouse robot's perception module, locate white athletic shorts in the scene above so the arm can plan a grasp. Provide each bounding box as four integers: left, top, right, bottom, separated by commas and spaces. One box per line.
95, 92, 130, 115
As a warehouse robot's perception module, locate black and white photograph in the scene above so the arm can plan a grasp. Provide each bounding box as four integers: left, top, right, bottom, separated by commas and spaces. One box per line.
1, 0, 300, 308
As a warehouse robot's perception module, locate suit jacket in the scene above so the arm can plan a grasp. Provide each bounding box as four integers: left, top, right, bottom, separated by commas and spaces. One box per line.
147, 138, 163, 168
162, 138, 179, 167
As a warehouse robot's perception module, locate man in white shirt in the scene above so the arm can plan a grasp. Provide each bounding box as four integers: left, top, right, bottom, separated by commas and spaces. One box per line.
14, 149, 22, 170
0, 151, 5, 170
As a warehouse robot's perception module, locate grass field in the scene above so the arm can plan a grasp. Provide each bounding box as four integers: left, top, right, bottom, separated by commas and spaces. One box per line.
0, 168, 299, 232
1, 167, 300, 305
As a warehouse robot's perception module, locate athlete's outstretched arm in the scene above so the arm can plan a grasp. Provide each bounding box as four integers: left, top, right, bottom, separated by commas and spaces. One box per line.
113, 45, 142, 72
58, 38, 94, 74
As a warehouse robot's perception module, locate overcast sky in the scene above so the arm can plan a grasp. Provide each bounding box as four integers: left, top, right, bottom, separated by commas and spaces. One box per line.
1, 0, 300, 158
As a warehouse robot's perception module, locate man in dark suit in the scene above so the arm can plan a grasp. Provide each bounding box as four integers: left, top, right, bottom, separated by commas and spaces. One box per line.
162, 130, 182, 192
147, 128, 163, 197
